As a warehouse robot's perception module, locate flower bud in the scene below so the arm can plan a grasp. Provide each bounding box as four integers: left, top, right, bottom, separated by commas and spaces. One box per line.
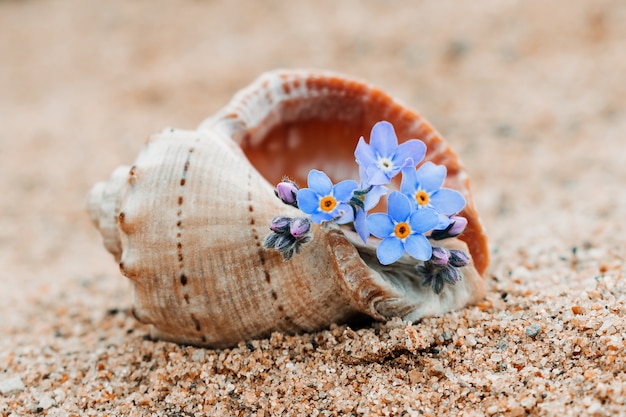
289, 217, 311, 239
275, 180, 299, 206
263, 216, 313, 261
430, 247, 450, 266
274, 234, 296, 251
429, 215, 468, 240
441, 264, 462, 284
448, 249, 470, 267
447, 216, 467, 237
269, 216, 291, 234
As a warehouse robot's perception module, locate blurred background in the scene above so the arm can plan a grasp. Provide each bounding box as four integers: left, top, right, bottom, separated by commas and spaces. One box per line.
1, 0, 625, 328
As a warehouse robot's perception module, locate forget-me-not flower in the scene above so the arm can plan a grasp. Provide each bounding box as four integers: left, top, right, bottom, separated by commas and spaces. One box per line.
355, 121, 426, 185
296, 169, 358, 224
400, 162, 466, 229
366, 192, 439, 265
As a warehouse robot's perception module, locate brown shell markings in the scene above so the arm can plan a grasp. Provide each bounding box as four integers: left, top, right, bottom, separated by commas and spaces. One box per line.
88, 69, 488, 348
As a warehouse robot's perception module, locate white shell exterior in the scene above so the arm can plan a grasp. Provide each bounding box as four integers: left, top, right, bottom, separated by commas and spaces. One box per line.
88, 69, 488, 348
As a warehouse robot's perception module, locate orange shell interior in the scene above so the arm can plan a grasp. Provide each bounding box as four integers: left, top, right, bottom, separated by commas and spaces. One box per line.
234, 74, 489, 276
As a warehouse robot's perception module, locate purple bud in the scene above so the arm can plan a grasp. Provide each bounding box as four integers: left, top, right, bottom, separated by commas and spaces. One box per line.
290, 217, 311, 238
449, 249, 470, 267
275, 180, 299, 206
442, 265, 462, 284
430, 247, 450, 265
447, 216, 467, 237
429, 216, 468, 241
274, 235, 296, 251
269, 216, 291, 233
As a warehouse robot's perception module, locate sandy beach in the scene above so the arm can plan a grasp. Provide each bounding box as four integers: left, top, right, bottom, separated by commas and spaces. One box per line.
1, 0, 626, 415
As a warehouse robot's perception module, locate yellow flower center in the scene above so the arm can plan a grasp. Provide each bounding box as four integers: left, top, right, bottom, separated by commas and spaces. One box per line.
394, 222, 411, 239
415, 190, 430, 207
319, 195, 337, 212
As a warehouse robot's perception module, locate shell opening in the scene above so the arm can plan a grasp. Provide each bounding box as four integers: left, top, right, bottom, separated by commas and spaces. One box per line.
207, 70, 488, 276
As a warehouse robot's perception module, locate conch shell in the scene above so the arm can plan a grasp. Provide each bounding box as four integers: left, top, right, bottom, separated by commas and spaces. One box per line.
88, 69, 488, 348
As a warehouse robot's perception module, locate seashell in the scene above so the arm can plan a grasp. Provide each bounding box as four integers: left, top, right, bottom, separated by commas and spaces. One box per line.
88, 69, 489, 348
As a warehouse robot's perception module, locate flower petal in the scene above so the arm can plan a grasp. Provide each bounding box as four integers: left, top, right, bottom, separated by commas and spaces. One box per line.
358, 164, 369, 188
365, 164, 391, 185
399, 166, 418, 195
387, 191, 412, 223
415, 162, 446, 192
354, 209, 369, 243
394, 139, 426, 169
376, 237, 404, 265
311, 211, 333, 224
296, 188, 320, 215
334, 203, 355, 224
366, 213, 394, 238
354, 137, 376, 168
369, 121, 398, 158
333, 179, 358, 202
430, 188, 466, 215
408, 207, 439, 234
307, 169, 333, 195
404, 234, 433, 261
435, 214, 452, 230
363, 185, 388, 211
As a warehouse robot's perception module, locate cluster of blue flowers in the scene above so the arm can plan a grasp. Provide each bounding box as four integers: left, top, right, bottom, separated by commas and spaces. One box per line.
263, 121, 470, 292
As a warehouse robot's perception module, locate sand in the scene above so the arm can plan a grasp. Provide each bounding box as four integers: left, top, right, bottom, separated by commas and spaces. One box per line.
1, 0, 626, 415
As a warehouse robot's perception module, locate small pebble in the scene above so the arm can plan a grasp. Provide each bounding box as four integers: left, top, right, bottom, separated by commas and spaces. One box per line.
525, 324, 542, 338
37, 395, 55, 410
0, 376, 25, 394
191, 349, 206, 362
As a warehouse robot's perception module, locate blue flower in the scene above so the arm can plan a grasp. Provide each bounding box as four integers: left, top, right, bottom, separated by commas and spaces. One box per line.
352, 166, 388, 243
366, 192, 439, 265
400, 162, 466, 229
354, 121, 426, 185
296, 169, 358, 224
